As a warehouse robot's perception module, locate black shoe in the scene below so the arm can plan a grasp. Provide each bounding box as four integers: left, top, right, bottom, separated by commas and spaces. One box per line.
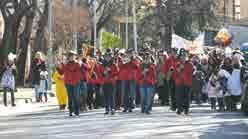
122, 109, 127, 113
69, 113, 73, 117
12, 104, 16, 107
176, 110, 181, 115
75, 113, 80, 117
128, 109, 133, 113
145, 111, 151, 115
111, 111, 115, 115
104, 111, 109, 115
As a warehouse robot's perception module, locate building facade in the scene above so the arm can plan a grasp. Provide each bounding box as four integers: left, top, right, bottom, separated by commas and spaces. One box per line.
219, 0, 248, 20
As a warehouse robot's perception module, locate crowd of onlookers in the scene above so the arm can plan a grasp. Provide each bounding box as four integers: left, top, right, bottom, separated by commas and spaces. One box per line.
1, 46, 248, 116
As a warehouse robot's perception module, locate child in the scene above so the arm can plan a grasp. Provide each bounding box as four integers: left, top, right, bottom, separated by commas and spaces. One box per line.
207, 73, 224, 111
1, 57, 17, 107
39, 66, 48, 102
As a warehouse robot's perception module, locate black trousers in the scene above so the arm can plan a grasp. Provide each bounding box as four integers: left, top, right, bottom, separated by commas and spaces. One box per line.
210, 97, 224, 110
87, 83, 95, 109
3, 87, 15, 106
158, 80, 169, 105
225, 95, 241, 111
168, 79, 176, 109
175, 85, 191, 113
103, 83, 115, 112
94, 84, 104, 108
115, 80, 122, 109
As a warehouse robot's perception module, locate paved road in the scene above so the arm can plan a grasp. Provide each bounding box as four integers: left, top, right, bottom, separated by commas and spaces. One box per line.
0, 104, 247, 139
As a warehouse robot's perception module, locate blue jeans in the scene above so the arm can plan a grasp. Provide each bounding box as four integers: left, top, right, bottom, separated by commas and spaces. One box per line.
122, 80, 132, 110
80, 81, 88, 97
66, 84, 81, 115
129, 80, 137, 104
140, 85, 155, 113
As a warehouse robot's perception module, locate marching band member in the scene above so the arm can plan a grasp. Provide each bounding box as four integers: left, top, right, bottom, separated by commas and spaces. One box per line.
79, 56, 90, 111
174, 49, 194, 115
102, 49, 119, 115
119, 54, 132, 112
162, 48, 178, 111
91, 56, 105, 109
137, 54, 157, 114
62, 51, 81, 117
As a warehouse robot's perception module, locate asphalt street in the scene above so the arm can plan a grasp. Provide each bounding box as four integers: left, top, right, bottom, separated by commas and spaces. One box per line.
0, 103, 247, 139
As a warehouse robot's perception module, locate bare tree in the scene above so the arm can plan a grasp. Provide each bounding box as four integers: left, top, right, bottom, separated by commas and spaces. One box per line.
80, 0, 125, 45
156, 0, 217, 48
34, 0, 49, 52
0, 0, 34, 59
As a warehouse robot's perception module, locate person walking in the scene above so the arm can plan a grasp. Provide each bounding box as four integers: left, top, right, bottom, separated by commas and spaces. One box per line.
79, 57, 90, 111
207, 72, 225, 111
227, 59, 243, 111
53, 63, 68, 110
1, 55, 17, 107
174, 49, 193, 115
119, 55, 132, 112
162, 48, 178, 111
62, 51, 81, 117
137, 55, 157, 114
102, 49, 119, 115
157, 51, 167, 105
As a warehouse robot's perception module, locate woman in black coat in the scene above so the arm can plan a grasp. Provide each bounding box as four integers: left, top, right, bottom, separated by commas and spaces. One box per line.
32, 52, 46, 102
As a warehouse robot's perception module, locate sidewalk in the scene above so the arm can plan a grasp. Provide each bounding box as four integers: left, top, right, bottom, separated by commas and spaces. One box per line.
0, 88, 35, 105
0, 87, 57, 113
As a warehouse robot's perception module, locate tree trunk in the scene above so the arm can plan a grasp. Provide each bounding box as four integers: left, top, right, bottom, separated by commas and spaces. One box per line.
34, 0, 48, 53
90, 26, 94, 46
164, 25, 172, 49
0, 21, 18, 67
17, 14, 35, 86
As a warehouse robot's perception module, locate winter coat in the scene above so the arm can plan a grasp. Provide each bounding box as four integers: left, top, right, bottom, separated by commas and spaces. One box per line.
227, 69, 242, 96
80, 62, 90, 81
137, 63, 157, 86
118, 62, 131, 81
207, 75, 223, 98
89, 62, 105, 85
103, 64, 119, 85
174, 61, 193, 87
1, 68, 16, 90
62, 61, 81, 85
32, 59, 46, 85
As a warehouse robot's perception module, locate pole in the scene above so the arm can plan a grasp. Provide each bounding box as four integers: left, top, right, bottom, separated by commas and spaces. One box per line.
93, 0, 97, 48
125, 0, 129, 49
132, 0, 138, 52
73, 0, 78, 51
224, 0, 226, 23
47, 0, 53, 90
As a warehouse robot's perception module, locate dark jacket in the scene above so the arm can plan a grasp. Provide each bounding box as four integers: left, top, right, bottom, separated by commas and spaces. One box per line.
32, 58, 46, 85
